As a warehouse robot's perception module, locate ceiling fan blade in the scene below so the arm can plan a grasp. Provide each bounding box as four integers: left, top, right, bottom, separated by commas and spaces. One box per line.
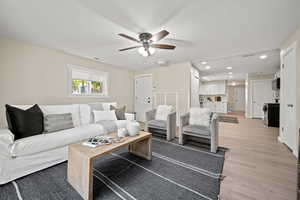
119, 46, 142, 51
151, 44, 176, 50
118, 33, 140, 43
151, 30, 169, 42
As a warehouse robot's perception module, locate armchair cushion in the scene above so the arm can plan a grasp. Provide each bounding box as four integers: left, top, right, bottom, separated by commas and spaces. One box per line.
182, 125, 210, 136
189, 107, 211, 127
155, 105, 173, 121
148, 120, 167, 129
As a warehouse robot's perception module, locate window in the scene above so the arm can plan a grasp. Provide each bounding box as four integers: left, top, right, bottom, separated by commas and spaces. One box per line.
68, 65, 108, 97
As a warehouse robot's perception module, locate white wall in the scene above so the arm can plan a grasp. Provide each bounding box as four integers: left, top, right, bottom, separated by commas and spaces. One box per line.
134, 62, 191, 116
190, 67, 200, 107
0, 38, 134, 127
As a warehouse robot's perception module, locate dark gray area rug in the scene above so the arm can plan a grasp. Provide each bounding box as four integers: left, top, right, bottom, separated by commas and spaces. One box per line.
0, 139, 226, 200
218, 116, 239, 124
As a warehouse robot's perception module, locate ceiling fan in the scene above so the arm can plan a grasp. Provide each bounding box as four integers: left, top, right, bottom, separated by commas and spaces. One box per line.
118, 30, 176, 57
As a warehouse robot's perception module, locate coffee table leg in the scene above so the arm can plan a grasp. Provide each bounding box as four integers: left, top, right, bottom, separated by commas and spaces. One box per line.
129, 136, 152, 160
68, 146, 93, 200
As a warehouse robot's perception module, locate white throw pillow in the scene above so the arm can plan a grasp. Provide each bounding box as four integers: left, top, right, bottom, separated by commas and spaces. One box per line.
189, 107, 211, 127
93, 110, 117, 123
155, 105, 173, 121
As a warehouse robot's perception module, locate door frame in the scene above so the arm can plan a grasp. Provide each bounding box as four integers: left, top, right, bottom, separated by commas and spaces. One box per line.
134, 74, 153, 122
249, 79, 273, 118
279, 41, 298, 156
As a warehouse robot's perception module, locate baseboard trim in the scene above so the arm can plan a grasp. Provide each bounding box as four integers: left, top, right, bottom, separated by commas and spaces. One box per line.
278, 137, 298, 158
293, 149, 298, 158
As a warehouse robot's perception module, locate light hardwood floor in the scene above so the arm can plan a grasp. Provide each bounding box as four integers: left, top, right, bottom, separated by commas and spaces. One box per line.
219, 113, 297, 200
140, 113, 297, 199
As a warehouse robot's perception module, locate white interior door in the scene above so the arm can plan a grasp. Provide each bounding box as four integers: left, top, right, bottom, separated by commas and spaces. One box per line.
251, 80, 273, 118
135, 74, 153, 122
233, 87, 245, 111
282, 47, 297, 152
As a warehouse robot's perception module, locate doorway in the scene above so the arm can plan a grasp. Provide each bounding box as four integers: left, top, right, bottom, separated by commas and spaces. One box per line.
135, 74, 153, 122
251, 79, 273, 118
228, 85, 245, 112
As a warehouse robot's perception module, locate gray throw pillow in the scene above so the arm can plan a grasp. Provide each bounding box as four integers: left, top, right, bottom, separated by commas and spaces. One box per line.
110, 105, 126, 120
89, 103, 104, 123
44, 113, 74, 133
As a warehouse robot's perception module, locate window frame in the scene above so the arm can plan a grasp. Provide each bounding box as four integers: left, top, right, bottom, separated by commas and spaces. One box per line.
67, 64, 109, 98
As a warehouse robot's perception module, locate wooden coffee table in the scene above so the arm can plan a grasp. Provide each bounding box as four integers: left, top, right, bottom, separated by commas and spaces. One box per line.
67, 131, 152, 200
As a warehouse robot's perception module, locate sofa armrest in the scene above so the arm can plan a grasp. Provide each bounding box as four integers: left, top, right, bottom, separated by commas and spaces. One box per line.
0, 129, 14, 158
145, 109, 156, 122
167, 111, 177, 122
125, 113, 135, 121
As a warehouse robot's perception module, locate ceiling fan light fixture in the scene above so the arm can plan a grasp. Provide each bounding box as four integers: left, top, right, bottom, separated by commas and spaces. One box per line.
138, 47, 155, 57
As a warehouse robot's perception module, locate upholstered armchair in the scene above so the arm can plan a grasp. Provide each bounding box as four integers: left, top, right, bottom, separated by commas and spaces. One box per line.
179, 111, 219, 153
145, 106, 176, 141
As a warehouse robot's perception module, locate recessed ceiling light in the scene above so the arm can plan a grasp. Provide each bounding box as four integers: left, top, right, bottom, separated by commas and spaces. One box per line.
201, 61, 207, 65
93, 57, 100, 60
205, 65, 211, 70
259, 54, 268, 60
226, 66, 232, 70
229, 75, 233, 79
228, 72, 233, 75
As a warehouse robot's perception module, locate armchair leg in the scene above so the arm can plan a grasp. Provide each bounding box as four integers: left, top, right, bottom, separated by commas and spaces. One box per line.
210, 142, 217, 153
166, 133, 171, 141
179, 133, 185, 145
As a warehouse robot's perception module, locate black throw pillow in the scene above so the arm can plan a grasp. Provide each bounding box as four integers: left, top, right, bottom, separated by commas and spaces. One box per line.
6, 104, 44, 140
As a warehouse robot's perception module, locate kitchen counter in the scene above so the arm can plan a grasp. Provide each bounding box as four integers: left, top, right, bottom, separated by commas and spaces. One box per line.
202, 101, 228, 113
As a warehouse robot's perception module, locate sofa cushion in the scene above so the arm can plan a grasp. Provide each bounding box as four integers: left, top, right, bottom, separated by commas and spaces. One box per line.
10, 124, 104, 157
189, 107, 211, 127
102, 102, 117, 111
44, 113, 74, 133
40, 105, 80, 127
6, 104, 44, 140
148, 120, 167, 129
183, 125, 210, 136
88, 103, 103, 123
79, 104, 92, 125
155, 105, 173, 121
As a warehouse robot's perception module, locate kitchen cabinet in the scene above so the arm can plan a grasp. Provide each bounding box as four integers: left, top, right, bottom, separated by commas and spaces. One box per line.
199, 81, 226, 95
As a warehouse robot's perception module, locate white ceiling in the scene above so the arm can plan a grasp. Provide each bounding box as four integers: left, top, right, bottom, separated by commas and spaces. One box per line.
0, 0, 299, 70
194, 49, 280, 81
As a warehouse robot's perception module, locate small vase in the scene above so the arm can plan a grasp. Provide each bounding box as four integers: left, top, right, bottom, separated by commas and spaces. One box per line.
127, 122, 140, 136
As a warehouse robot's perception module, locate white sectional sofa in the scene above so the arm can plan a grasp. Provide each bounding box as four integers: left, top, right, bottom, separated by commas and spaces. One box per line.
0, 102, 135, 185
